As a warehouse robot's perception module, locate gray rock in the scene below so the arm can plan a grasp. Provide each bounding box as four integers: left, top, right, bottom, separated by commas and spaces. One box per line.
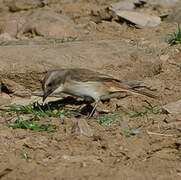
14, 90, 31, 97
110, 1, 135, 11
163, 99, 181, 114
115, 10, 161, 27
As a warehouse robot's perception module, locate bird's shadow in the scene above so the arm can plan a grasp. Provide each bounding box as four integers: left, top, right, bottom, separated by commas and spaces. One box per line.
39, 96, 102, 116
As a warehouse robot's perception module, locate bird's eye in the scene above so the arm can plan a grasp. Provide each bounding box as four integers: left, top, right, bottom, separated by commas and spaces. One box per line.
47, 83, 52, 87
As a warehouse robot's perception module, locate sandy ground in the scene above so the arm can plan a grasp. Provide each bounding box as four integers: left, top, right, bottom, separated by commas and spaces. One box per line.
0, 0, 181, 179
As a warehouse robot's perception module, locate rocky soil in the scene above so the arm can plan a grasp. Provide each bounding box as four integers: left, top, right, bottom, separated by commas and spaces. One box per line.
0, 0, 181, 179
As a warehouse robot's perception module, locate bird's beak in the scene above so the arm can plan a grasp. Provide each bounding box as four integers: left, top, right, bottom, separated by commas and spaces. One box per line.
42, 89, 54, 102
42, 93, 48, 102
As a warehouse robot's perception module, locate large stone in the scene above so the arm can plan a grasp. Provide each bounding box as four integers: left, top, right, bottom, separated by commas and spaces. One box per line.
0, 9, 80, 39
27, 9, 80, 38
110, 1, 134, 11
115, 10, 161, 27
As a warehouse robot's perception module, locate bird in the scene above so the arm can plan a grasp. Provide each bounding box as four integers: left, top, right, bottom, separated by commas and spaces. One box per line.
42, 68, 156, 119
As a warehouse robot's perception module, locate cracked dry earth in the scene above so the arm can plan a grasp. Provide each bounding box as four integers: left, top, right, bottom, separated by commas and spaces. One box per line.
0, 0, 181, 180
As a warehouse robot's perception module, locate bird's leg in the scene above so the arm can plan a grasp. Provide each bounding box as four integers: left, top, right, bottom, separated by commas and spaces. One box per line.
86, 100, 99, 120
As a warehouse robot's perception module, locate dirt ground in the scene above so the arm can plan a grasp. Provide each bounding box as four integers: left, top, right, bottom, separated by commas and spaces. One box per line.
0, 0, 181, 179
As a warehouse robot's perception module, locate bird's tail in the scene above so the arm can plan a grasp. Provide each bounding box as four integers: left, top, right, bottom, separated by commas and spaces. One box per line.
107, 81, 157, 99
130, 88, 157, 98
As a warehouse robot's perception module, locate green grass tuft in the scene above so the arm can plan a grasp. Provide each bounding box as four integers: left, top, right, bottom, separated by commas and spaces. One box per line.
2, 102, 66, 119
0, 102, 65, 132
168, 24, 181, 45
128, 107, 162, 118
7, 112, 56, 132
49, 36, 78, 46
96, 113, 124, 126
130, 40, 170, 57
18, 149, 30, 162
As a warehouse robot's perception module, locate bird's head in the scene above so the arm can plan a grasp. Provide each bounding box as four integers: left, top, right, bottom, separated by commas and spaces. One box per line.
42, 70, 66, 102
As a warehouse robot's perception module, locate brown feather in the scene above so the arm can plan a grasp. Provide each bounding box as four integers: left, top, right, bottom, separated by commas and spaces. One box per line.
104, 81, 156, 99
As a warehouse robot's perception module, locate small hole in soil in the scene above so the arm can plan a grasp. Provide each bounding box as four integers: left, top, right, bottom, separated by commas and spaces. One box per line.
1, 83, 12, 94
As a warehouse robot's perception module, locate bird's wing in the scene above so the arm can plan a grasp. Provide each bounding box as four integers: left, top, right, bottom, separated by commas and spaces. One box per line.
68, 68, 121, 83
